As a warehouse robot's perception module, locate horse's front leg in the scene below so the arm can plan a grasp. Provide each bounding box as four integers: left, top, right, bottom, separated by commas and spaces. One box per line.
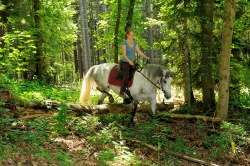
149, 98, 157, 116
130, 100, 138, 125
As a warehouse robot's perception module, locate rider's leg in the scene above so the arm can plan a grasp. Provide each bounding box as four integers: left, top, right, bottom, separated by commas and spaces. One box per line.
119, 61, 130, 95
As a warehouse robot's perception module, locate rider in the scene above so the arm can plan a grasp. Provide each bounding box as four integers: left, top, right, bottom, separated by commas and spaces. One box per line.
119, 29, 150, 98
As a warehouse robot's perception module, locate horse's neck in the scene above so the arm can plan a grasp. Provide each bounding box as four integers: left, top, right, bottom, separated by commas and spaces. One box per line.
141, 67, 161, 84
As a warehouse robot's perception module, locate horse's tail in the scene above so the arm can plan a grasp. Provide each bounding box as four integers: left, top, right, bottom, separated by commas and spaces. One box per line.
79, 66, 96, 104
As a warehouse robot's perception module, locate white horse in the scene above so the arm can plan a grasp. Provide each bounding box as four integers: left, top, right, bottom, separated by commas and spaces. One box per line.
79, 63, 173, 125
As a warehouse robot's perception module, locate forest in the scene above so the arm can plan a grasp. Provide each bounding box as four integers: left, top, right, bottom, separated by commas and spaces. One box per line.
0, 0, 250, 165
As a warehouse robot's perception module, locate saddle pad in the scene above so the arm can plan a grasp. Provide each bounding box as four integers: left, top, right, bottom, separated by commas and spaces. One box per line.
108, 65, 134, 87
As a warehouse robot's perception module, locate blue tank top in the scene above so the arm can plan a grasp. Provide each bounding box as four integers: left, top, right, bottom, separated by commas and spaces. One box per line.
122, 40, 137, 62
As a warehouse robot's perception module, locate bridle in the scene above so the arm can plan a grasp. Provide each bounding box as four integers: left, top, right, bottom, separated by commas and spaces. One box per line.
136, 62, 172, 94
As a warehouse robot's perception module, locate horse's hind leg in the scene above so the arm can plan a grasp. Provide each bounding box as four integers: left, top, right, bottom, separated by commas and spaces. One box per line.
97, 87, 110, 104
98, 93, 108, 104
130, 100, 138, 125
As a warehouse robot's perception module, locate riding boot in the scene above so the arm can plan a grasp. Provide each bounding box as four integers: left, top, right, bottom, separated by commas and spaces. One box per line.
121, 89, 133, 104
123, 98, 131, 104
124, 89, 133, 101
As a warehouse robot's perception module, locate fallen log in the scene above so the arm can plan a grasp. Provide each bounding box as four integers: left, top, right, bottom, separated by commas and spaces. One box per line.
13, 100, 174, 119
158, 112, 222, 122
35, 100, 175, 114
5, 100, 221, 122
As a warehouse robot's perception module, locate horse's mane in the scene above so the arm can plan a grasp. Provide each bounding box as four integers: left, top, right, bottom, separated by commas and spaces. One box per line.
141, 64, 165, 81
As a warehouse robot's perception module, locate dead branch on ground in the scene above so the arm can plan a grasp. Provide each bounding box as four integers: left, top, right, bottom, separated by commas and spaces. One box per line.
125, 138, 221, 166
158, 112, 222, 122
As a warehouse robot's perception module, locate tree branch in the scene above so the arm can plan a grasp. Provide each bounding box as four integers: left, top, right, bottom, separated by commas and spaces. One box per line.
125, 138, 220, 166
158, 112, 222, 122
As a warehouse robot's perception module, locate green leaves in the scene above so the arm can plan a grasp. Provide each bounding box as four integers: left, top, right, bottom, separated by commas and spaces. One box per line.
0, 0, 77, 83
0, 30, 36, 75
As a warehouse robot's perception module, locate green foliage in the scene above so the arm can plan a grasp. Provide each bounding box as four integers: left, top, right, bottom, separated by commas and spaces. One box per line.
52, 104, 70, 136
0, 0, 77, 84
55, 151, 73, 166
0, 0, 250, 165
1, 105, 249, 165
201, 121, 249, 160
1, 79, 249, 164
168, 138, 190, 153
221, 121, 248, 137
34, 147, 51, 161
95, 0, 149, 62
204, 134, 231, 160
87, 128, 113, 146
239, 91, 250, 110
68, 116, 92, 136
3, 79, 80, 105
98, 149, 115, 165
0, 30, 36, 76
99, 113, 129, 125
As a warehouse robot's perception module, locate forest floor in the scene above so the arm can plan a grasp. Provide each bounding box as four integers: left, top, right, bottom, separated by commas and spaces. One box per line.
1, 101, 250, 166
0, 84, 250, 166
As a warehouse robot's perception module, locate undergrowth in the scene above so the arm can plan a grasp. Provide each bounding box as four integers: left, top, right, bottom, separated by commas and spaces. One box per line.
0, 79, 249, 165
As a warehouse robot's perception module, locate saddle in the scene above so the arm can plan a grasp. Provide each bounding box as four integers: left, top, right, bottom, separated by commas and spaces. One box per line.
108, 63, 140, 87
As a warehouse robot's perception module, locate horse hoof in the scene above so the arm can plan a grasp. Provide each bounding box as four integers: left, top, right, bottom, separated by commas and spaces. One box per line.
109, 96, 114, 103
128, 122, 135, 127
123, 98, 131, 104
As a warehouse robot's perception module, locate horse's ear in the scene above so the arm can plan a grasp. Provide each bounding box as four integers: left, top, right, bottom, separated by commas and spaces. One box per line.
170, 67, 176, 72
166, 69, 174, 77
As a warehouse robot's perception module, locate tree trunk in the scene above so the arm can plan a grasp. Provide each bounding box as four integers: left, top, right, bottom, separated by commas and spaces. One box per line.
89, 0, 96, 65
0, 0, 8, 49
152, 3, 161, 64
0, 0, 8, 72
73, 3, 79, 76
34, 0, 46, 81
114, 0, 121, 64
85, 1, 91, 67
146, 0, 154, 63
125, 0, 136, 31
96, 0, 101, 64
183, 0, 192, 107
229, 49, 241, 112
79, 0, 91, 73
229, 2, 243, 112
200, 0, 215, 110
74, 42, 78, 74
216, 0, 236, 119
77, 38, 84, 79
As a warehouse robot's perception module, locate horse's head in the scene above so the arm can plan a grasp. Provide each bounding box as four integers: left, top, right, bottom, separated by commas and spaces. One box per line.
160, 70, 173, 99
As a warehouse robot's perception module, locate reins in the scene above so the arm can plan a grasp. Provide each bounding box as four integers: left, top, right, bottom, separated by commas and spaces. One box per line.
136, 61, 162, 90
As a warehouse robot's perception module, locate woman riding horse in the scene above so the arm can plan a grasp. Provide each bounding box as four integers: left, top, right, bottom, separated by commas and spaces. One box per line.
120, 29, 150, 98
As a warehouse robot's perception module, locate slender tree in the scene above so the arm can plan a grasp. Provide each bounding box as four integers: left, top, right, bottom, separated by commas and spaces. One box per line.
114, 0, 121, 63
0, 0, 8, 49
34, 0, 46, 81
229, 2, 244, 112
146, 0, 154, 62
200, 0, 215, 110
216, 0, 236, 119
79, 0, 91, 72
125, 0, 136, 31
183, 0, 192, 106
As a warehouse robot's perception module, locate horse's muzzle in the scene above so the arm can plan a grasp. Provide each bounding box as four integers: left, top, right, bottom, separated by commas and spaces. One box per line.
164, 93, 171, 100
